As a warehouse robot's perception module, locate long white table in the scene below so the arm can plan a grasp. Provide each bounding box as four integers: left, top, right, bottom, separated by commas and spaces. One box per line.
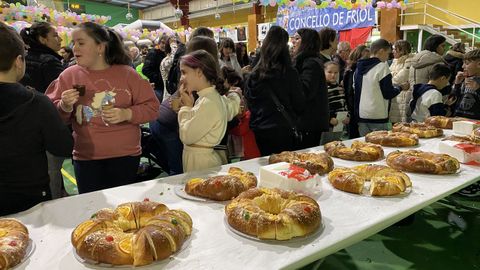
8, 131, 480, 270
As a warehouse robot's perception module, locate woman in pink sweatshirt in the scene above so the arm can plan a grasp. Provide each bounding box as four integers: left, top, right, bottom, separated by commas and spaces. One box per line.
46, 22, 159, 193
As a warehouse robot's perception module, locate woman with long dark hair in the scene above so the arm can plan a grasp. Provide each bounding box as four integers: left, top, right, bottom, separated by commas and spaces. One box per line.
245, 26, 306, 155
20, 22, 67, 199
46, 22, 159, 193
343, 45, 369, 138
219, 38, 242, 74
235, 42, 250, 68
292, 28, 329, 147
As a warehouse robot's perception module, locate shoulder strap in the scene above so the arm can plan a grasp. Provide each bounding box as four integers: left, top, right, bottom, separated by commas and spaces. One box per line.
267, 82, 299, 131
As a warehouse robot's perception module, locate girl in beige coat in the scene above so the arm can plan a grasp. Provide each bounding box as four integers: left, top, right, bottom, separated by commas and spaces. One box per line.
389, 40, 414, 123
178, 50, 240, 172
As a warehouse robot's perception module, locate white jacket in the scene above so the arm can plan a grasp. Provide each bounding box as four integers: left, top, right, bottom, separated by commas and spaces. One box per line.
389, 54, 415, 123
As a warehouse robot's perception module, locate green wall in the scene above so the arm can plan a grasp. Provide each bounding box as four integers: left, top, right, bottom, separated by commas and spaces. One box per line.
406, 30, 419, 53
56, 0, 140, 27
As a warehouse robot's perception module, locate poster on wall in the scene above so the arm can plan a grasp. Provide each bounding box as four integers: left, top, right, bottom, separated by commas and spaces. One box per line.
226, 28, 238, 42
257, 23, 272, 41
237, 26, 247, 42
276, 5, 376, 35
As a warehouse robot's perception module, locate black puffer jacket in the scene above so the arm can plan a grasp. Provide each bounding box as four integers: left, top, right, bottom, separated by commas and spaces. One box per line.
245, 67, 306, 131
20, 44, 64, 93
142, 48, 166, 91
294, 52, 330, 133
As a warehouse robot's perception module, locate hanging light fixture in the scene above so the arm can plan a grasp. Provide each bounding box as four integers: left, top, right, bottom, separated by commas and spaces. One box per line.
66, 0, 71, 12
215, 0, 221, 20
125, 3, 133, 21
174, 0, 184, 19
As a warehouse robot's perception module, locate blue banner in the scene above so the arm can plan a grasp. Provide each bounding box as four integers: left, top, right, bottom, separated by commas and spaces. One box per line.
276, 6, 376, 35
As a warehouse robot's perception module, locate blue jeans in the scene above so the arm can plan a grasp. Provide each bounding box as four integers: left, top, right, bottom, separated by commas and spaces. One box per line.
358, 122, 390, 137
149, 120, 183, 175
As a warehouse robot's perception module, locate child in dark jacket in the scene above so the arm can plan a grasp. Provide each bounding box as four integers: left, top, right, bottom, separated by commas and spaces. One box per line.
451, 49, 480, 120
410, 64, 451, 122
0, 22, 73, 215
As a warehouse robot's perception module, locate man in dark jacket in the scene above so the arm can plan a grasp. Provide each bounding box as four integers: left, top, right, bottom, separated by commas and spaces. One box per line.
142, 36, 167, 102
0, 23, 73, 215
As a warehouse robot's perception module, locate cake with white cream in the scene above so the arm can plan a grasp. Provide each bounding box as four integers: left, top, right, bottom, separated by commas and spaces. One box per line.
453, 120, 480, 136
259, 162, 320, 193
439, 135, 480, 165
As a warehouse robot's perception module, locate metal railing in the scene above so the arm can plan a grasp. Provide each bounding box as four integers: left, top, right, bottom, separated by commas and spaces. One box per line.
400, 1, 480, 48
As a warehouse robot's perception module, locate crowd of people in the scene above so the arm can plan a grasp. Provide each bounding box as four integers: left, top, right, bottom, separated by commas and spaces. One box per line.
1, 20, 479, 216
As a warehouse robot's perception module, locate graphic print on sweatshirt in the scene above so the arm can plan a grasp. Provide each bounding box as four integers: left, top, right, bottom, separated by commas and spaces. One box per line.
74, 79, 131, 125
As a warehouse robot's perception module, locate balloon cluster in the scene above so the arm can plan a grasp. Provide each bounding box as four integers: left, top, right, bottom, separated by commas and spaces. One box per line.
0, 2, 110, 27
376, 1, 408, 10
234, 0, 407, 10
118, 27, 175, 43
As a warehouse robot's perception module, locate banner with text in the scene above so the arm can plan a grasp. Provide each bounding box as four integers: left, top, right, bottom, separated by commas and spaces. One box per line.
276, 5, 376, 35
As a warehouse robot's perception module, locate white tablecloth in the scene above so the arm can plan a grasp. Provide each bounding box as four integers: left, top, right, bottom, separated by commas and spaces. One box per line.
8, 131, 480, 270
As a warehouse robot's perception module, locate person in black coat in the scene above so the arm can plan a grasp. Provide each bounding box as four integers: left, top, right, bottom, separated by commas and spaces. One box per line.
19, 22, 64, 93
292, 28, 330, 148
19, 22, 69, 199
343, 45, 370, 139
0, 23, 73, 215
318, 27, 338, 66
142, 35, 167, 102
245, 26, 306, 156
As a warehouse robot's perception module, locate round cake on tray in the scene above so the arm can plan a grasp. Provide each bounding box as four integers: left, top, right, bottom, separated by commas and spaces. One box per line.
0, 218, 29, 270
425, 116, 466, 129
225, 188, 321, 240
392, 122, 443, 138
268, 151, 334, 175
328, 164, 412, 196
365, 130, 419, 147
324, 140, 384, 161
184, 167, 257, 201
386, 150, 460, 174
71, 200, 192, 266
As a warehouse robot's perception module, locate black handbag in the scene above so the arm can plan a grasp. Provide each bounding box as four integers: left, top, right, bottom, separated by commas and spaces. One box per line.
267, 87, 303, 147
